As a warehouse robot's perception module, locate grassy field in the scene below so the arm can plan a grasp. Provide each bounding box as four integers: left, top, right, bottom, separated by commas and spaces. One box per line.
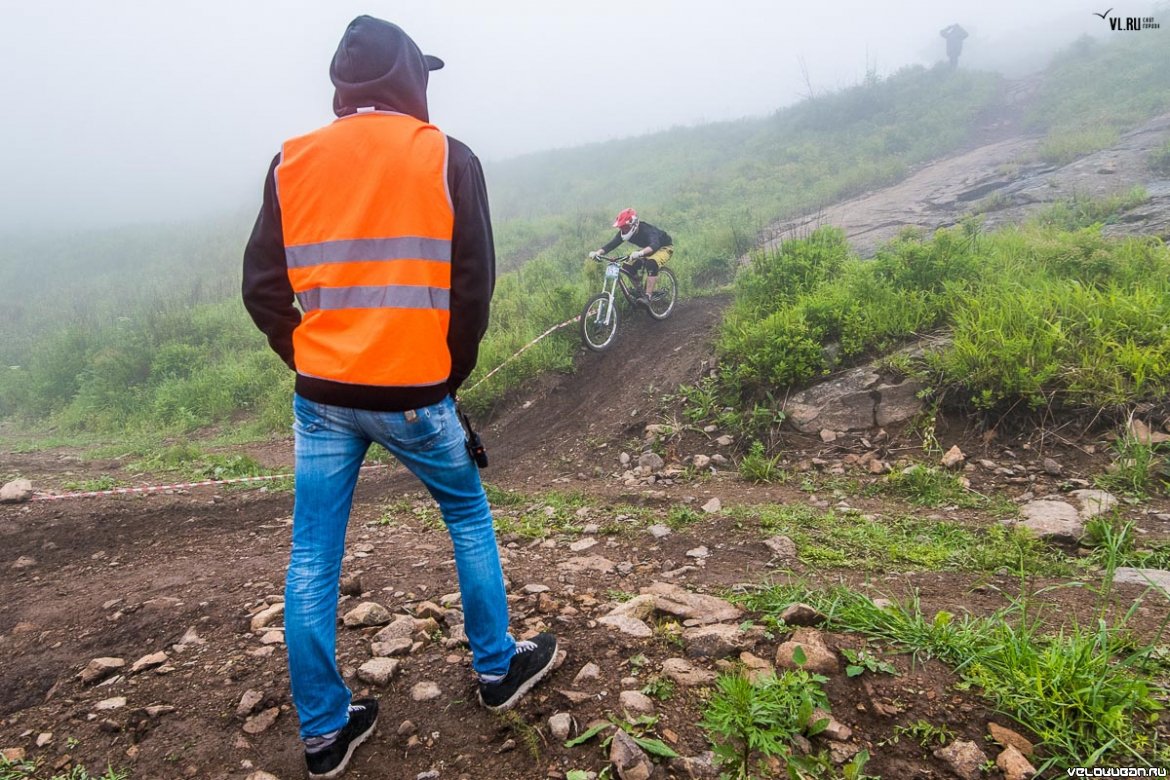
0, 32, 1167, 441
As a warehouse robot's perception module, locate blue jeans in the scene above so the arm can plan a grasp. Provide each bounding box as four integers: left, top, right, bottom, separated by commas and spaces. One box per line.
286, 393, 515, 739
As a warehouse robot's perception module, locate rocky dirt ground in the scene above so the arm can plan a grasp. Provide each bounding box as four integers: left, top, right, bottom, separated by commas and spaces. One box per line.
2, 98, 1170, 780
2, 393, 1169, 780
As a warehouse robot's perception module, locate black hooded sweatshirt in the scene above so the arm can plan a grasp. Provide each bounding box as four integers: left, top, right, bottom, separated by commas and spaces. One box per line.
242, 16, 495, 411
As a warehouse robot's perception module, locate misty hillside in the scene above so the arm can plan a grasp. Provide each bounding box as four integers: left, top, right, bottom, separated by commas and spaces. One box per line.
0, 32, 1167, 434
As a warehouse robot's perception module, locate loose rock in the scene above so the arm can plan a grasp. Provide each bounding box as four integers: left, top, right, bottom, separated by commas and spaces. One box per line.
598, 614, 653, 638
610, 728, 654, 780
638, 452, 665, 472
548, 712, 573, 741
996, 745, 1036, 780
573, 662, 601, 686
669, 752, 720, 779
763, 536, 797, 563
250, 603, 284, 632
684, 624, 752, 659
775, 629, 838, 674
342, 601, 392, 628
411, 682, 442, 702
358, 658, 400, 686
0, 479, 33, 504
940, 445, 966, 469
79, 657, 125, 685
661, 657, 716, 687
642, 582, 742, 624
932, 739, 988, 780
779, 603, 825, 627
987, 722, 1034, 757
243, 707, 280, 735
130, 651, 168, 674
236, 690, 264, 718
619, 690, 655, 715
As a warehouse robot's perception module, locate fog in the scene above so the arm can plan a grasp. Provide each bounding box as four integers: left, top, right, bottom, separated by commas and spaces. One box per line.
0, 0, 1121, 231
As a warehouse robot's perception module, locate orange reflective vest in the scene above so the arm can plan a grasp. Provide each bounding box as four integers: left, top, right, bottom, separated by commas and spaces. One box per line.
276, 111, 454, 388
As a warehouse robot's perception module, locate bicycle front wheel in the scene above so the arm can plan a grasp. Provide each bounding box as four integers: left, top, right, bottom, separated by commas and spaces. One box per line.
646, 267, 678, 320
580, 293, 619, 351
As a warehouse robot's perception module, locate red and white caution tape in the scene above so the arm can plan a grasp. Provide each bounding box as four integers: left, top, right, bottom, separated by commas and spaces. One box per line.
463, 315, 580, 395
29, 464, 390, 503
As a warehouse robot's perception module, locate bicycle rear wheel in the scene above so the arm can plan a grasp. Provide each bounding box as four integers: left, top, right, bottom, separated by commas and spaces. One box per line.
580, 293, 619, 351
646, 267, 678, 320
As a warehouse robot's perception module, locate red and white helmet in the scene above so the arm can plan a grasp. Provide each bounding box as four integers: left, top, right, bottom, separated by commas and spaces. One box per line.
613, 208, 639, 240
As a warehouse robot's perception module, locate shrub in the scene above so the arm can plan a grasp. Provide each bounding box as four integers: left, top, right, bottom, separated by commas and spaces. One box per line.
700, 671, 829, 777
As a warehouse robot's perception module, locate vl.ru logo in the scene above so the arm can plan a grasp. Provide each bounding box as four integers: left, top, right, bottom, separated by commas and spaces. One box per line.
1093, 7, 1161, 29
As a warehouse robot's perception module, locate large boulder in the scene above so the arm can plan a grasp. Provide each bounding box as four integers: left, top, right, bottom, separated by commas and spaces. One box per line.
783, 369, 880, 433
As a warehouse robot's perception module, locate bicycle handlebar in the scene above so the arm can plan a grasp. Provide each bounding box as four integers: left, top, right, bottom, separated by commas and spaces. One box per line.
591, 253, 632, 263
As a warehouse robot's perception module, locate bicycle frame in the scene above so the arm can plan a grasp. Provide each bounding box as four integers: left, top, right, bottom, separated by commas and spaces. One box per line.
595, 255, 641, 313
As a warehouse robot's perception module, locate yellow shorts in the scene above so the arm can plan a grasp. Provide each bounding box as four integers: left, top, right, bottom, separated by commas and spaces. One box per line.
647, 246, 674, 266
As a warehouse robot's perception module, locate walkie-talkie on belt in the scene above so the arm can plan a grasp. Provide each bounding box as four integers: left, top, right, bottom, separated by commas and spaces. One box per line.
456, 402, 488, 469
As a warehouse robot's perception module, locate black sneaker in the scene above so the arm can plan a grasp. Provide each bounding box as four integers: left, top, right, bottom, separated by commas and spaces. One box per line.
305, 698, 379, 780
477, 633, 559, 712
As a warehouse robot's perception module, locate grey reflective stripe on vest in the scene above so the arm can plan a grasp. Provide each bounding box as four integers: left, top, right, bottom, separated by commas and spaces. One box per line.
297, 285, 450, 312
286, 237, 452, 269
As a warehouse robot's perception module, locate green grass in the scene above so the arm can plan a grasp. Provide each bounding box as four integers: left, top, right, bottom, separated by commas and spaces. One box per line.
876, 464, 983, 508
1037, 127, 1121, 166
1083, 516, 1170, 571
59, 475, 125, 492
736, 583, 1169, 770
665, 505, 704, 529
374, 496, 445, 531
884, 719, 955, 749
734, 503, 1063, 575
703, 219, 1170, 425
1094, 431, 1170, 499
1027, 33, 1170, 162
0, 759, 127, 780
379, 485, 671, 539
126, 444, 271, 481
1033, 187, 1149, 231
1150, 139, 1170, 175
739, 440, 787, 484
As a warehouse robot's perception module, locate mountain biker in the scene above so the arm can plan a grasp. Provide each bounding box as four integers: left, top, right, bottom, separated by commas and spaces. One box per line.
589, 209, 673, 305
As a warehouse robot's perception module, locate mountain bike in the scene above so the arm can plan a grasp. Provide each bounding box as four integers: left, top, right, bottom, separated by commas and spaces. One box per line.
580, 254, 678, 351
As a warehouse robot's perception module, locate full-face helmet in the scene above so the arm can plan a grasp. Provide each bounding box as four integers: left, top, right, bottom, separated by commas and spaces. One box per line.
613, 208, 640, 240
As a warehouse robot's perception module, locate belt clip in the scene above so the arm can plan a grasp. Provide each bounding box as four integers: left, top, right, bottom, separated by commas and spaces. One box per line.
404, 409, 418, 422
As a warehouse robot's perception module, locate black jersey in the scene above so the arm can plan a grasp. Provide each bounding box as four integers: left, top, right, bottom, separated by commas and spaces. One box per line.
601, 221, 673, 254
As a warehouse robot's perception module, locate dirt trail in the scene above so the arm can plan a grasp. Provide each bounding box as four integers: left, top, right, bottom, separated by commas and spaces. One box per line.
2, 111, 1170, 780
482, 296, 726, 484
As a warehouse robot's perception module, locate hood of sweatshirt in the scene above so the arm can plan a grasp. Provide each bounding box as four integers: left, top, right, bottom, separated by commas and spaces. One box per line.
329, 16, 444, 122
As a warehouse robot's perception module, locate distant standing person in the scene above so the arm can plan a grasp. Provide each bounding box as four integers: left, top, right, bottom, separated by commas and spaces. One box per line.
940, 24, 968, 69
242, 16, 558, 780
589, 208, 674, 305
